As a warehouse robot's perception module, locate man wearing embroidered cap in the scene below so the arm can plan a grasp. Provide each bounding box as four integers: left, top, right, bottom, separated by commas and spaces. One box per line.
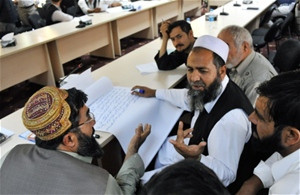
0, 86, 151, 194
132, 35, 259, 193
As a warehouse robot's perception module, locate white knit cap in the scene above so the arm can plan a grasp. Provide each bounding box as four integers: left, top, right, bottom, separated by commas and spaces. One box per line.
193, 35, 229, 63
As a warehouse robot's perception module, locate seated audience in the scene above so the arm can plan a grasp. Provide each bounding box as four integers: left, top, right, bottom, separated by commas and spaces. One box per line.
0, 86, 151, 194
237, 70, 300, 194
0, 0, 18, 38
271, 0, 296, 19
16, 0, 40, 26
78, 0, 124, 14
217, 25, 277, 106
139, 159, 230, 195
132, 35, 260, 194
43, 0, 73, 26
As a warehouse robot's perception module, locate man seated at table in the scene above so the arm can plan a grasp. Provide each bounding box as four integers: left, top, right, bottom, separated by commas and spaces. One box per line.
16, 0, 40, 26
155, 20, 196, 70
132, 35, 260, 194
0, 86, 151, 194
217, 25, 277, 106
78, 0, 125, 14
237, 70, 300, 194
0, 0, 18, 38
43, 0, 73, 25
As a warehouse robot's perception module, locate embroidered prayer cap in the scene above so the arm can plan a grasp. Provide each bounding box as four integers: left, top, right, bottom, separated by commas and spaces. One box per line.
22, 86, 72, 141
193, 35, 229, 63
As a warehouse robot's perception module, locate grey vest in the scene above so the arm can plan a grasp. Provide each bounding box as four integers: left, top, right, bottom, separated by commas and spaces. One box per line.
0, 144, 109, 194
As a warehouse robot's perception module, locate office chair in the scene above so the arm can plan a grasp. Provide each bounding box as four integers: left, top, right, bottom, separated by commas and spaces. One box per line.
252, 18, 284, 56
260, 4, 278, 27
274, 12, 295, 39
28, 13, 46, 29
272, 39, 300, 72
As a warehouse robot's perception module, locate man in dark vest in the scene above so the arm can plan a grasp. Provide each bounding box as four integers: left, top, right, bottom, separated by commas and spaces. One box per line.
0, 86, 151, 194
132, 35, 259, 194
43, 0, 73, 26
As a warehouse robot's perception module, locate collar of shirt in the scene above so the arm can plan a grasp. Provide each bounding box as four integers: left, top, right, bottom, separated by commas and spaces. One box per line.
59, 150, 93, 164
271, 148, 300, 182
235, 50, 255, 75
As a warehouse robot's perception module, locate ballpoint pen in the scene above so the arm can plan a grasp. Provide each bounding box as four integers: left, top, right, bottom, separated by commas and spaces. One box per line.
132, 88, 145, 94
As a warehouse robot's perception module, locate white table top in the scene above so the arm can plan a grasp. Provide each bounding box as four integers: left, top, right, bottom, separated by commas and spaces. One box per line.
92, 38, 186, 89
191, 0, 276, 37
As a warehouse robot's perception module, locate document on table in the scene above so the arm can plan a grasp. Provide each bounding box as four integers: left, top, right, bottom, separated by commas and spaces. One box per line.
136, 62, 159, 74
61, 69, 183, 167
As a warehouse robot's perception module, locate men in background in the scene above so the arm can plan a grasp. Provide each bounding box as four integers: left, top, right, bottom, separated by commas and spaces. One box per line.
132, 35, 259, 194
217, 25, 277, 106
78, 0, 101, 14
0, 0, 18, 38
155, 20, 195, 70
140, 159, 230, 195
78, 0, 124, 14
0, 86, 151, 194
43, 0, 73, 25
237, 70, 300, 194
16, 0, 39, 26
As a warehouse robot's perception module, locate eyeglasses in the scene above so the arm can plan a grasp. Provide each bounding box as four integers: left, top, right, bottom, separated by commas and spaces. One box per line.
78, 112, 95, 127
70, 112, 95, 132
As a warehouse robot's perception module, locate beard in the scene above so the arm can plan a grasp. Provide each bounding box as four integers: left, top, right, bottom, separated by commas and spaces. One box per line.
76, 127, 104, 158
251, 124, 285, 159
188, 75, 222, 112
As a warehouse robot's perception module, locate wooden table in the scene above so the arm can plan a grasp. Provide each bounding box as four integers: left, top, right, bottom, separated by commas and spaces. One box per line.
0, 29, 56, 91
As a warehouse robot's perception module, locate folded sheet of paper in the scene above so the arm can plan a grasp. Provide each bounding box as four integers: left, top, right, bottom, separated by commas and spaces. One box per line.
136, 62, 159, 74
61, 68, 183, 167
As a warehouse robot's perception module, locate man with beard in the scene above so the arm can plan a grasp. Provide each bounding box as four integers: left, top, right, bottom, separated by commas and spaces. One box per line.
155, 20, 196, 70
132, 35, 257, 194
237, 70, 300, 194
0, 86, 151, 194
217, 25, 277, 106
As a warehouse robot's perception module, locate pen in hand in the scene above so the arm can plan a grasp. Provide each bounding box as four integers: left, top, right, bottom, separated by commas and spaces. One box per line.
131, 88, 145, 94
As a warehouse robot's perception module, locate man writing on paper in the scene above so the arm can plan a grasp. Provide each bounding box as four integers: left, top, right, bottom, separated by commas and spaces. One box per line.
237, 70, 300, 194
132, 35, 259, 194
0, 86, 151, 194
155, 20, 196, 71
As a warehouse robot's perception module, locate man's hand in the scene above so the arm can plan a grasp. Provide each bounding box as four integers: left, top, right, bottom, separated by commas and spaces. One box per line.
236, 175, 264, 195
110, 2, 121, 7
125, 123, 151, 161
131, 86, 156, 97
160, 21, 170, 40
169, 121, 206, 160
93, 7, 101, 13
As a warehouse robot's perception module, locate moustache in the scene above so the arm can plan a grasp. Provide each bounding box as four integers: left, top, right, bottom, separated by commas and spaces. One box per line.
175, 44, 184, 48
190, 81, 206, 88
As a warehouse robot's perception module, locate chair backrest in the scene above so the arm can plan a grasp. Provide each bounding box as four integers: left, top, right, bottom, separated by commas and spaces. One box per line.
280, 12, 295, 35
264, 18, 284, 42
273, 39, 300, 72
28, 13, 46, 29
259, 4, 277, 27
